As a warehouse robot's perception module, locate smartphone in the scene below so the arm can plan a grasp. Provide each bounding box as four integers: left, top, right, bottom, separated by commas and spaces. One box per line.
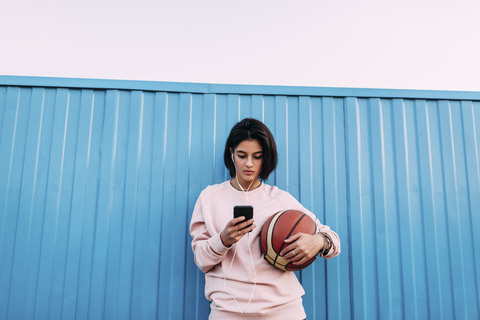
233, 205, 254, 230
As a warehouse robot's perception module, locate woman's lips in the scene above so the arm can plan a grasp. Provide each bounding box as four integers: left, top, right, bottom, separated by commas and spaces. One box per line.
244, 170, 255, 175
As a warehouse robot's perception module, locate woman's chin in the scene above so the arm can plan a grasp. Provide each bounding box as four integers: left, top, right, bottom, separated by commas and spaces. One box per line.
238, 176, 258, 188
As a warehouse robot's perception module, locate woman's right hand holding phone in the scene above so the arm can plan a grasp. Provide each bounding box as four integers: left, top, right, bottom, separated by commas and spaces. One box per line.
220, 217, 256, 247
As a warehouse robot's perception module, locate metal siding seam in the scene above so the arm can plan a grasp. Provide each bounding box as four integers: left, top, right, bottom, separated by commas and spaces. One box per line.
344, 97, 367, 319
61, 89, 86, 319
369, 98, 391, 319
262, 95, 276, 186
326, 97, 350, 320
30, 88, 55, 319
0, 90, 22, 309
148, 91, 168, 319
355, 98, 369, 320
185, 93, 207, 319
462, 101, 480, 318
204, 93, 216, 187
411, 100, 430, 319
239, 94, 252, 121
250, 95, 263, 123
175, 93, 192, 319
274, 96, 288, 191
52, 89, 72, 319
60, 89, 82, 320
386, 99, 405, 319
416, 99, 444, 319
107, 89, 126, 319
430, 100, 456, 319
74, 89, 99, 320
59, 89, 81, 320
22, 88, 46, 319
0, 85, 6, 126
135, 91, 150, 319
88, 89, 117, 318
439, 100, 469, 318
31, 90, 61, 316
316, 96, 329, 320
216, 94, 229, 183
387, 99, 404, 319
320, 97, 332, 318
80, 89, 104, 319
287, 96, 300, 199
125, 91, 145, 318
359, 98, 377, 319
398, 98, 423, 319
137, 91, 157, 319
448, 100, 474, 318
297, 96, 318, 319
458, 101, 480, 319
158, 92, 179, 319
435, 100, 458, 318
7, 87, 32, 319
380, 98, 395, 319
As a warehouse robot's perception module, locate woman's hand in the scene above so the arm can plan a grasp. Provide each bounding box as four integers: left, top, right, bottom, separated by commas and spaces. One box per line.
220, 216, 256, 247
280, 233, 324, 265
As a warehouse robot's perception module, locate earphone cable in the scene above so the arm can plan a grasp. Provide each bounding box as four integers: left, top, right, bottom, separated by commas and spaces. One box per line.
224, 153, 257, 313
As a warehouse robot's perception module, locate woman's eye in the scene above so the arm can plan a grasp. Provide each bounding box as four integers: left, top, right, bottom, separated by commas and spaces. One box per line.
254, 156, 263, 160
237, 155, 246, 159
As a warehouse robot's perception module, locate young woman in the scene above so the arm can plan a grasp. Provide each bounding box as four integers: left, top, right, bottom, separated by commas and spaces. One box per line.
190, 118, 340, 319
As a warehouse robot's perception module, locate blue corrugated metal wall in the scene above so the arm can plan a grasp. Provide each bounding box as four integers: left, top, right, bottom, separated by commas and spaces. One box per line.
0, 76, 479, 320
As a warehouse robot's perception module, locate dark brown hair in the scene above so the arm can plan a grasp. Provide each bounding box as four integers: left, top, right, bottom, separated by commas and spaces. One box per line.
224, 118, 278, 180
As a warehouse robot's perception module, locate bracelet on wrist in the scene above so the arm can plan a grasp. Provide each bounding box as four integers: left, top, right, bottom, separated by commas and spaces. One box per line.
317, 232, 333, 258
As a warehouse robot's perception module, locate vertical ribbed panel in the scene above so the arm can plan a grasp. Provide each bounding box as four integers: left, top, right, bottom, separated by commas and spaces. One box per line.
0, 79, 479, 320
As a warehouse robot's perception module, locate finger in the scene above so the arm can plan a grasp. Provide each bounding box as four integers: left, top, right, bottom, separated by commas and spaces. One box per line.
234, 228, 247, 241
232, 216, 246, 225
236, 219, 254, 231
286, 250, 303, 262
292, 252, 315, 264
292, 257, 308, 265
240, 223, 256, 234
284, 233, 302, 243
280, 244, 296, 256
236, 223, 256, 237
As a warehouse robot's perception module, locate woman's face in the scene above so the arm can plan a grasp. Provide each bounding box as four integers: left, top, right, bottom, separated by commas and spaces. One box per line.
231, 139, 263, 188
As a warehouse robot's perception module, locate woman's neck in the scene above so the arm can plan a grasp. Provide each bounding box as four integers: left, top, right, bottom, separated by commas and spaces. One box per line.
230, 178, 261, 191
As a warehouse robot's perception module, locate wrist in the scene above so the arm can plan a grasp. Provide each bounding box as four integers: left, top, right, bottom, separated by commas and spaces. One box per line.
220, 232, 231, 248
316, 232, 332, 258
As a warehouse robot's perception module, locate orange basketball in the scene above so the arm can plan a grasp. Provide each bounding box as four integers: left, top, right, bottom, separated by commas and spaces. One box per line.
260, 210, 317, 271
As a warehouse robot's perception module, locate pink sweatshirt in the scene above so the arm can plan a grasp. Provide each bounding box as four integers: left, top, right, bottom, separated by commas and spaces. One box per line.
190, 181, 340, 320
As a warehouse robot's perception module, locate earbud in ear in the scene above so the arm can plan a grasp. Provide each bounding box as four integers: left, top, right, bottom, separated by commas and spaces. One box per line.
231, 153, 234, 162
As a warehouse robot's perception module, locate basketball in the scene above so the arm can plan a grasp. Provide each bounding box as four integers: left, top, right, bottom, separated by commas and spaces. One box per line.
260, 210, 317, 271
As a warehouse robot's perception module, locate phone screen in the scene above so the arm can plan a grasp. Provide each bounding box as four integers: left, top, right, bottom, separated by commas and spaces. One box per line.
233, 205, 254, 230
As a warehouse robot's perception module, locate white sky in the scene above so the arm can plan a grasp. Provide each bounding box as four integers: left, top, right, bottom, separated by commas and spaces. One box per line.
1, 0, 479, 91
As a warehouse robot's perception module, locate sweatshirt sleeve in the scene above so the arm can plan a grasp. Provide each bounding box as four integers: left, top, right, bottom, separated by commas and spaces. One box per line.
315, 222, 341, 259
189, 193, 230, 273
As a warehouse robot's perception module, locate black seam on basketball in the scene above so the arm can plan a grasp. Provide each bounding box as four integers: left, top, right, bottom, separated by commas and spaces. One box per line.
277, 213, 306, 253
281, 214, 307, 271
271, 212, 305, 269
